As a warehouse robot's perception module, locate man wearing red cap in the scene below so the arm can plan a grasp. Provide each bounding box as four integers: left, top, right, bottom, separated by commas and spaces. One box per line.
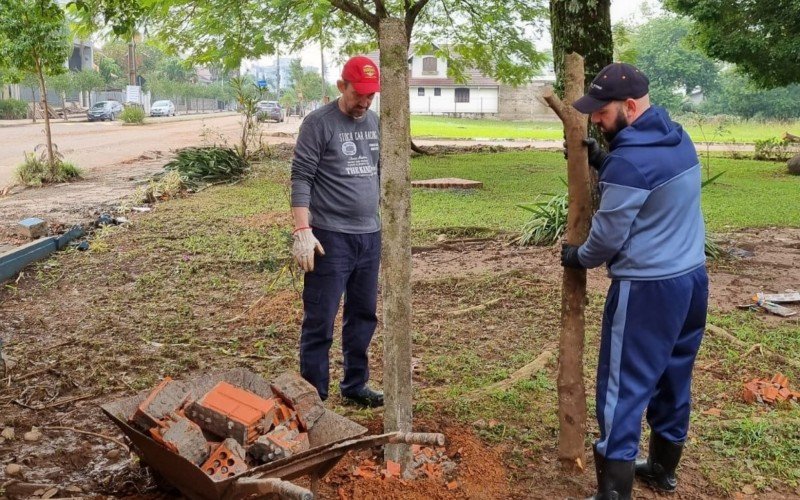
561, 63, 708, 500
290, 55, 384, 408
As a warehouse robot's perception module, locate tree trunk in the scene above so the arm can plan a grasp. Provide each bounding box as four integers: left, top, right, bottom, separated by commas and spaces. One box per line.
34, 57, 56, 173
61, 92, 69, 122
378, 17, 413, 469
542, 53, 592, 473
549, 0, 612, 100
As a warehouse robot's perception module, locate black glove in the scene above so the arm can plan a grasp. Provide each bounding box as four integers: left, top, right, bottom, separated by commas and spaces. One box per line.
583, 138, 608, 170
561, 243, 584, 269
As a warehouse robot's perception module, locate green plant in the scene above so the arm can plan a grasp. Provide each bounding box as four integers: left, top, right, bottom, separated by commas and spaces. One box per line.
164, 146, 249, 186
753, 137, 792, 162
0, 98, 28, 119
119, 105, 145, 124
134, 171, 186, 203
15, 151, 82, 186
517, 191, 568, 246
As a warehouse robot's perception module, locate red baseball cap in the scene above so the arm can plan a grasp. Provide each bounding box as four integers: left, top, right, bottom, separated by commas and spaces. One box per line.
341, 56, 381, 94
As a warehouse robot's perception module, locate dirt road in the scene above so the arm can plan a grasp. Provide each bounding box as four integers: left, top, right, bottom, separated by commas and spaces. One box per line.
0, 113, 300, 187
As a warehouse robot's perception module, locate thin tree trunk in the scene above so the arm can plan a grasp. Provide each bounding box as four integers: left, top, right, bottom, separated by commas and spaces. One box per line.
34, 56, 56, 173
410, 139, 428, 155
379, 17, 413, 469
543, 53, 592, 473
61, 92, 69, 122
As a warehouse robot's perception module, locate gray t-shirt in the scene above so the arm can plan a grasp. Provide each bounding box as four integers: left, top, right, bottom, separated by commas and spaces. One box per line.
291, 100, 380, 234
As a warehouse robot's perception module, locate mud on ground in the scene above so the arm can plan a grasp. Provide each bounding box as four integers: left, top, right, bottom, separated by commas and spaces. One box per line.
1, 202, 799, 498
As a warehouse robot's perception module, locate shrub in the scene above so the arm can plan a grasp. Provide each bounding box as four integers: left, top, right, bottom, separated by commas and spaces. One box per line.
164, 146, 249, 186
754, 137, 792, 162
119, 105, 145, 124
517, 192, 568, 246
15, 153, 82, 186
0, 99, 28, 119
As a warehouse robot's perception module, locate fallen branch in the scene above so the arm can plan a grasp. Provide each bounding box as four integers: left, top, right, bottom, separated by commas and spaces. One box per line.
468, 349, 555, 398
447, 298, 501, 316
706, 324, 800, 371
42, 425, 128, 450
783, 132, 800, 143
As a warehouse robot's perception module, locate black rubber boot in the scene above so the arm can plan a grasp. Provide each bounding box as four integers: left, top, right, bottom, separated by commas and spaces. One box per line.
586, 445, 635, 500
635, 432, 684, 493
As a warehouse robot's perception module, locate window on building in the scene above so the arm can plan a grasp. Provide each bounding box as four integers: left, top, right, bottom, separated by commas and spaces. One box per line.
418, 87, 425, 96
422, 56, 438, 74
455, 88, 470, 103
434, 88, 441, 96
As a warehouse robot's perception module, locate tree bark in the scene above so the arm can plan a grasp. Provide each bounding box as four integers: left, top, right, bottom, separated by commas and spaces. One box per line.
34, 55, 56, 173
378, 17, 413, 469
543, 52, 592, 473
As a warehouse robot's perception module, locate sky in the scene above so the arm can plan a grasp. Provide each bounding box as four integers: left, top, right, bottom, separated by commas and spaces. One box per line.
249, 0, 662, 81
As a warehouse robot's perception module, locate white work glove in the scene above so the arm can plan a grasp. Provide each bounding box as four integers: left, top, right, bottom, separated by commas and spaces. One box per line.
292, 228, 325, 272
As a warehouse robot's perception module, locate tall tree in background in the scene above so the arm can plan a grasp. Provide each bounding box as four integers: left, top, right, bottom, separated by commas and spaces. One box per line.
0, 0, 71, 171
76, 0, 548, 469
550, 0, 612, 99
548, 0, 612, 472
665, 0, 800, 88
617, 16, 719, 111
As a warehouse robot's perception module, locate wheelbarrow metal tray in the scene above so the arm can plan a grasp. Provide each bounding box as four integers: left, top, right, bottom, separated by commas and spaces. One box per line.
101, 368, 368, 500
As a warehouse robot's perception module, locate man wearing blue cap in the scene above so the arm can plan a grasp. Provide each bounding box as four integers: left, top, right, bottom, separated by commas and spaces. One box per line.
561, 63, 708, 500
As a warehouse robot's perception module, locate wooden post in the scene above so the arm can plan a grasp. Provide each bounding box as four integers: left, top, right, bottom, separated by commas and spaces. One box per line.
378, 17, 413, 468
542, 52, 592, 472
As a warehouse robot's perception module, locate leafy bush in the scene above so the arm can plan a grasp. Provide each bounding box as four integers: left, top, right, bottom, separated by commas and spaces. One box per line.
119, 105, 145, 124
517, 192, 568, 246
754, 137, 792, 162
164, 146, 249, 186
0, 99, 28, 119
15, 153, 82, 186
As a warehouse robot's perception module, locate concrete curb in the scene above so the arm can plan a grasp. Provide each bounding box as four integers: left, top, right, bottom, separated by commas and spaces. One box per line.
0, 225, 84, 283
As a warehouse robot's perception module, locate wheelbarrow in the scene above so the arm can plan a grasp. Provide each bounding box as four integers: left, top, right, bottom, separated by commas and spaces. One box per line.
102, 368, 444, 499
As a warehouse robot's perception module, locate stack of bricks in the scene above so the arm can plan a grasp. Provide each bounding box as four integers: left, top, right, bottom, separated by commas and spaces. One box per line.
742, 373, 800, 405
129, 372, 324, 482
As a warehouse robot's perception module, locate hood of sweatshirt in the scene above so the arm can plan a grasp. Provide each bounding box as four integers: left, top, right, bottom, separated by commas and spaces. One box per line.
610, 106, 683, 150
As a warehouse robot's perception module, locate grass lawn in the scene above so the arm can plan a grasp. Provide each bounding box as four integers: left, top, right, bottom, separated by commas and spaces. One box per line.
410, 150, 800, 239
411, 115, 800, 144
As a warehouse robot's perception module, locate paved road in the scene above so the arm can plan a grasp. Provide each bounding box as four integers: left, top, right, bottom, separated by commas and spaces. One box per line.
0, 113, 300, 187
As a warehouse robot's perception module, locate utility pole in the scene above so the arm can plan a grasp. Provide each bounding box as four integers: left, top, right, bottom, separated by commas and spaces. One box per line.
128, 38, 137, 86
275, 48, 281, 99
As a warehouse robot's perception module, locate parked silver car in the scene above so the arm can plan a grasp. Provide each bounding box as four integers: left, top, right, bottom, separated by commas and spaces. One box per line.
150, 100, 176, 117
256, 101, 283, 122
87, 100, 123, 121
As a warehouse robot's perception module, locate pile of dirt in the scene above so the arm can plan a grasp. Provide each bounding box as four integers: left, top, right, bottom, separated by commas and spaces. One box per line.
318, 423, 510, 500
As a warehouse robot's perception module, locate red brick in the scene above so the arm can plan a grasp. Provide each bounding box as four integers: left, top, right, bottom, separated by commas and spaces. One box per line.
201, 438, 248, 481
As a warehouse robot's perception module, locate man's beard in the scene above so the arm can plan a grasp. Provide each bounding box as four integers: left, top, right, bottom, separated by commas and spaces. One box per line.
601, 109, 629, 142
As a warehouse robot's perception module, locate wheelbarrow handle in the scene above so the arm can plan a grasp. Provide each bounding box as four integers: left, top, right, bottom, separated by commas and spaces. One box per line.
236, 477, 314, 500
388, 432, 446, 446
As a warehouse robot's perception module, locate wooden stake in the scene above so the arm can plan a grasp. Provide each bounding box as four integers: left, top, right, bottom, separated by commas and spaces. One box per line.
542, 52, 592, 472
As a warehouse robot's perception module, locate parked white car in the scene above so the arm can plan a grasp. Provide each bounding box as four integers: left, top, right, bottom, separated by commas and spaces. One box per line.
150, 100, 176, 117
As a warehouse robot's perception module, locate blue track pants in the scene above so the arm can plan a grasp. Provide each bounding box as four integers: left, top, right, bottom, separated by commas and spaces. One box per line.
595, 265, 708, 461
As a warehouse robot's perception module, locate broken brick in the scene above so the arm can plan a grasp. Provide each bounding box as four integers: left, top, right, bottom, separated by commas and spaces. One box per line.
385, 460, 401, 478
201, 438, 248, 481
150, 414, 208, 465
131, 377, 192, 431
271, 372, 325, 431
248, 425, 310, 463
447, 481, 459, 490
772, 373, 789, 388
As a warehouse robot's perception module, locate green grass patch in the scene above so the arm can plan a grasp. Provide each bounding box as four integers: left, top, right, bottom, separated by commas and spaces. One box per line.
411, 115, 800, 144
410, 151, 800, 240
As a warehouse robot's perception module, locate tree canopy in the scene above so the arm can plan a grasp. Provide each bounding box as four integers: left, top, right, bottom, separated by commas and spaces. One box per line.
0, 0, 71, 79
665, 0, 800, 88
615, 16, 719, 111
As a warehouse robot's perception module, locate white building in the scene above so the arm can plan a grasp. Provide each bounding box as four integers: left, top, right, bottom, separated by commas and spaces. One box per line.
408, 54, 499, 116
